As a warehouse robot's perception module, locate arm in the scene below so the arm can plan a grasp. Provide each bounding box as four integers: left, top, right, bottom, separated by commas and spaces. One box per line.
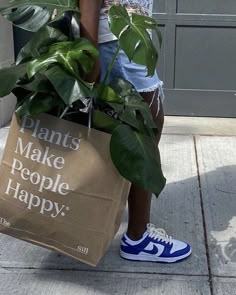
79, 0, 103, 82
79, 0, 103, 47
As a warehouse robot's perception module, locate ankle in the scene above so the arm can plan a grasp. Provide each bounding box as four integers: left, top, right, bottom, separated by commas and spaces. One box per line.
126, 228, 147, 241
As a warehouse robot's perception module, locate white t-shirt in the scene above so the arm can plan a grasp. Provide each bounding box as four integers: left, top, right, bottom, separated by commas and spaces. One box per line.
98, 0, 154, 43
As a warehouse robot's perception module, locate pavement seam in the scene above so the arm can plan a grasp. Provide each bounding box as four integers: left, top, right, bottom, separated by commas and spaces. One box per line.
213, 275, 236, 279
193, 135, 214, 295
163, 133, 236, 137
0, 266, 210, 278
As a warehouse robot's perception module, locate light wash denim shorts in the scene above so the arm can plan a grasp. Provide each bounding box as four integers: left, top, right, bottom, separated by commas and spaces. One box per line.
99, 40, 164, 117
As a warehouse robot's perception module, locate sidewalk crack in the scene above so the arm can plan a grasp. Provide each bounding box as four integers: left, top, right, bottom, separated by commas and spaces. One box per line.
193, 135, 214, 295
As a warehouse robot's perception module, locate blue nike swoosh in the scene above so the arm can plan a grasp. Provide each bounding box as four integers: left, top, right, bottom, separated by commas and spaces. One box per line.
142, 245, 159, 255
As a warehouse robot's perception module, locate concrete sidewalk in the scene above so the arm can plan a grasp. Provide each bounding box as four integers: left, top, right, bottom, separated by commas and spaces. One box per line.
0, 116, 236, 295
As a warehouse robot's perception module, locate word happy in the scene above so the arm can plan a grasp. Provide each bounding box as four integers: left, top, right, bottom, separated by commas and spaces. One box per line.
4, 116, 81, 218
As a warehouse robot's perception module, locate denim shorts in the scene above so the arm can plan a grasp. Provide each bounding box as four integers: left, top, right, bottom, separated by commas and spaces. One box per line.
99, 40, 164, 117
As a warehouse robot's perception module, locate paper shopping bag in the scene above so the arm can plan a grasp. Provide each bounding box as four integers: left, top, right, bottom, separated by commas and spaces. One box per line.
0, 113, 130, 266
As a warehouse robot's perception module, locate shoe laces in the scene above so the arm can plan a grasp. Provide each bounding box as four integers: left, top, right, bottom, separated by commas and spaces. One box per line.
147, 223, 172, 244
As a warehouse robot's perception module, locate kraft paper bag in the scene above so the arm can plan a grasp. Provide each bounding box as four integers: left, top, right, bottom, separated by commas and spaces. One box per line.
0, 113, 130, 266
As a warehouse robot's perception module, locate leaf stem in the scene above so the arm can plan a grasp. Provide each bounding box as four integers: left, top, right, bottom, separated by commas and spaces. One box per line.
102, 44, 120, 85
60, 104, 71, 118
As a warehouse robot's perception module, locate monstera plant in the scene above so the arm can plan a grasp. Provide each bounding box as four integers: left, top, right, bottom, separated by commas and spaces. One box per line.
0, 0, 166, 196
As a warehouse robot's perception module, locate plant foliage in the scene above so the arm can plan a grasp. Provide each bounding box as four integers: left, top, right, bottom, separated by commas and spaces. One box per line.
0, 3, 166, 196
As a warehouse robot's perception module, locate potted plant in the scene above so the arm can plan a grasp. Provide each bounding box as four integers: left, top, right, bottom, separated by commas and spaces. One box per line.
0, 0, 166, 197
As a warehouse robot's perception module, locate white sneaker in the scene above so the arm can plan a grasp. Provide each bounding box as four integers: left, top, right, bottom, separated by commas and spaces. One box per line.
120, 223, 192, 263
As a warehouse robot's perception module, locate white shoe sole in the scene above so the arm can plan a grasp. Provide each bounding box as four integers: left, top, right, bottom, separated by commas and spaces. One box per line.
120, 248, 192, 263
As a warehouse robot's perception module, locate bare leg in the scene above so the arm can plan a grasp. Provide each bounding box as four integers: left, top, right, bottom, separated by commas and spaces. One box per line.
127, 90, 164, 240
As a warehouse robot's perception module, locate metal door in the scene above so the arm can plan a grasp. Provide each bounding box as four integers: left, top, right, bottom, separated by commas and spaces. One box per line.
154, 0, 236, 117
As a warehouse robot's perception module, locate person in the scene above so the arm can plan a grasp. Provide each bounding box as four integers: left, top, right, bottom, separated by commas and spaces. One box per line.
79, 0, 192, 263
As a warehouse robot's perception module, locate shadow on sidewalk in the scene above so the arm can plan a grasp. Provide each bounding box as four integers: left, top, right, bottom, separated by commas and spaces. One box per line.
31, 165, 236, 290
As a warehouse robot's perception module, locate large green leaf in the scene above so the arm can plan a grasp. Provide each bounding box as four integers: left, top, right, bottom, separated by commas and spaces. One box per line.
109, 78, 134, 97
92, 110, 121, 134
0, 63, 27, 97
52, 11, 80, 39
45, 66, 94, 106
27, 39, 98, 79
16, 92, 63, 118
12, 87, 31, 103
108, 6, 162, 76
0, 0, 78, 32
110, 124, 166, 196
48, 39, 99, 71
17, 26, 68, 64
20, 73, 54, 93
96, 84, 124, 104
121, 93, 157, 129
107, 102, 125, 115
107, 79, 156, 132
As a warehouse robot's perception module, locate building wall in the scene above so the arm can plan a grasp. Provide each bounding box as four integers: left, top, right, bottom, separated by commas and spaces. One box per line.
0, 0, 16, 127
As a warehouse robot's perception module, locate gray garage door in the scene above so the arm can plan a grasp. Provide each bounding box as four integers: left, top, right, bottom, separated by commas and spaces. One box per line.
153, 0, 236, 117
